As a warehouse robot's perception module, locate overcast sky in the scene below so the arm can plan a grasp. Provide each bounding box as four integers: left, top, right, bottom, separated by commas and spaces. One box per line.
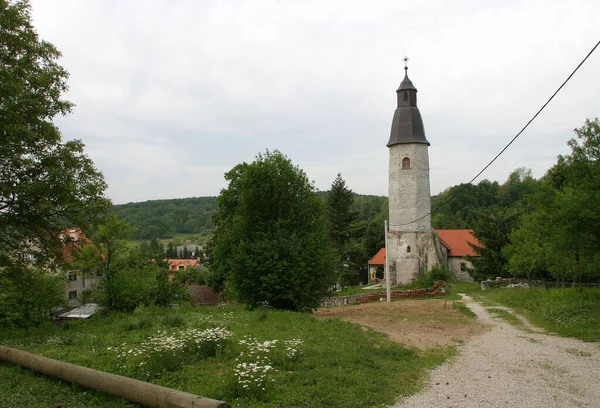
29, 0, 600, 204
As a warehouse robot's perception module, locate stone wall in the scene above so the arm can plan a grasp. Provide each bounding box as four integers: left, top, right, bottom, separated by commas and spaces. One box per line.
481, 277, 600, 290
388, 144, 431, 231
387, 230, 444, 285
320, 282, 446, 308
448, 257, 473, 282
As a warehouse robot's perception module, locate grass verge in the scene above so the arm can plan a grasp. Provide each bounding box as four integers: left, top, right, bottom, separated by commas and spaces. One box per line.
486, 307, 524, 327
478, 288, 600, 342
0, 305, 452, 408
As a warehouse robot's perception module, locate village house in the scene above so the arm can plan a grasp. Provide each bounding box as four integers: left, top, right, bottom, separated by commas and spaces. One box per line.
61, 228, 99, 307
166, 258, 199, 280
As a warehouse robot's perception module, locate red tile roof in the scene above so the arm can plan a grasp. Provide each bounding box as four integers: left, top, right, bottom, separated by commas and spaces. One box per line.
167, 259, 198, 271
367, 247, 386, 266
433, 229, 481, 257
367, 230, 481, 263
61, 228, 92, 263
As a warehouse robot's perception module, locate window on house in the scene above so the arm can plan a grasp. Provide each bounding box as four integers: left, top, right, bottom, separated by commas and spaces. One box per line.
68, 290, 77, 299
68, 273, 77, 281
460, 262, 467, 271
178, 265, 185, 270
402, 157, 411, 169
403, 92, 408, 101
406, 246, 411, 253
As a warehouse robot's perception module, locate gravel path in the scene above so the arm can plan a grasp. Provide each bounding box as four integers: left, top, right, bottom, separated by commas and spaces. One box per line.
392, 295, 600, 408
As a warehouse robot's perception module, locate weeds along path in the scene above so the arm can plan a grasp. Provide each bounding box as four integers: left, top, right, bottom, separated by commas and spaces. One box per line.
392, 295, 600, 408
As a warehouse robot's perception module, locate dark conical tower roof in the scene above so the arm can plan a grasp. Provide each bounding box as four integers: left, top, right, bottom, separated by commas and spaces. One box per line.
387, 65, 429, 147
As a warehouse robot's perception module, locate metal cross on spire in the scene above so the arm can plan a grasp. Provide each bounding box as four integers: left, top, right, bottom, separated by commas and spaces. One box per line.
403, 55, 409, 71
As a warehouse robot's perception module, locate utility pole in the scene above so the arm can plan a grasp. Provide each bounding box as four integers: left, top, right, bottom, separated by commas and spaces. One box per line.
384, 220, 390, 303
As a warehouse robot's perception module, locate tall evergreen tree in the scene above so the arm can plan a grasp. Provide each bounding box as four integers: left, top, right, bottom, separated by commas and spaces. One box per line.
326, 174, 358, 256
166, 242, 176, 258
325, 173, 360, 285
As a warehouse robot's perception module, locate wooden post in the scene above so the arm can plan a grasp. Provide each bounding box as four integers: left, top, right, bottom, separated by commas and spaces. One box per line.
385, 220, 390, 303
0, 346, 230, 408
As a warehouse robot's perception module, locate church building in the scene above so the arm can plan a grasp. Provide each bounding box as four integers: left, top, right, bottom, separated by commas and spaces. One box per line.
385, 60, 446, 284
367, 60, 481, 284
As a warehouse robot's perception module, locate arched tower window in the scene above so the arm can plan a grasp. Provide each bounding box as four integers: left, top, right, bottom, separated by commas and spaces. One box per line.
406, 246, 411, 253
402, 157, 411, 169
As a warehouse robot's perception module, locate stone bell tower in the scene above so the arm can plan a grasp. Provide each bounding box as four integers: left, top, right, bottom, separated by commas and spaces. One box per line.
386, 58, 444, 284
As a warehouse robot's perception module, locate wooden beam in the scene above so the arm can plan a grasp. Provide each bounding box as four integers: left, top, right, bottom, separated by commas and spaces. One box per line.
0, 346, 230, 408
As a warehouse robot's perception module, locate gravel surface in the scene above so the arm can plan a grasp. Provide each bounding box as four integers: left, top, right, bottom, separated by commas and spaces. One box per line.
392, 295, 600, 408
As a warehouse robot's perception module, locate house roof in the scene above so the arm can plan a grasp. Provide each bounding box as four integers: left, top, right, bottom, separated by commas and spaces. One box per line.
433, 229, 481, 257
167, 259, 198, 271
367, 229, 481, 264
61, 228, 92, 263
367, 248, 386, 266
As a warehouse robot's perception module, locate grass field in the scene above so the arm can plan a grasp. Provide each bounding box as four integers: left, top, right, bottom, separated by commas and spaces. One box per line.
0, 304, 452, 408
475, 287, 600, 342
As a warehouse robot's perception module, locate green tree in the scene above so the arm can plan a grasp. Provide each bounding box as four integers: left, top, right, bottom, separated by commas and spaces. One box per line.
74, 216, 136, 310
325, 173, 360, 286
505, 119, 600, 286
208, 150, 337, 311
466, 211, 520, 281
0, 264, 64, 327
166, 242, 176, 258
0, 0, 110, 267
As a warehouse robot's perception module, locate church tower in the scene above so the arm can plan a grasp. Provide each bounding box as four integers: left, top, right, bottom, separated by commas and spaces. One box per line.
386, 59, 443, 284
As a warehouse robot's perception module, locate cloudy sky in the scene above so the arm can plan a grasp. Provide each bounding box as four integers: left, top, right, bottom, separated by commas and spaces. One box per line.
29, 0, 600, 204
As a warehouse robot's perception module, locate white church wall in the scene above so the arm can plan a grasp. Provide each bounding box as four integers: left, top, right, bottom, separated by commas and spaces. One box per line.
388, 144, 431, 232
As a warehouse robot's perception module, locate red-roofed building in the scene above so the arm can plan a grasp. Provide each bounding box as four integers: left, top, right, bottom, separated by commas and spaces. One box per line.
60, 228, 99, 306
367, 248, 386, 282
434, 229, 480, 281
367, 229, 481, 283
166, 259, 199, 280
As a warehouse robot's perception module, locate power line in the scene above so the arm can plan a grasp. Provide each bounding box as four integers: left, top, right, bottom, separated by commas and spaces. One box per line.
400, 39, 600, 227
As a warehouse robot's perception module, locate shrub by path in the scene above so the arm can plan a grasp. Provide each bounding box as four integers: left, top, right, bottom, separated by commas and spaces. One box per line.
392, 295, 600, 408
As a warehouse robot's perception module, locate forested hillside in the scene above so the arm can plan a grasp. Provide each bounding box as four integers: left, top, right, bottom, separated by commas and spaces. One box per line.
111, 194, 390, 241
111, 171, 539, 242
110, 197, 217, 239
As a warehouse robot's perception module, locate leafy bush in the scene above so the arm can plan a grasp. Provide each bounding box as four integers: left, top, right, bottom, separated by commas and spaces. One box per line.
0, 265, 65, 328
413, 264, 451, 288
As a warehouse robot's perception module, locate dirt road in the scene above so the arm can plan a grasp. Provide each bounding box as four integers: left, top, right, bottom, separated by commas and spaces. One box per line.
391, 296, 600, 408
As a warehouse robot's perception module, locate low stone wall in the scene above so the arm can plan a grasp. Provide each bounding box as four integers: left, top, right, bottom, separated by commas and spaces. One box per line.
319, 294, 362, 308
480, 277, 600, 290
320, 282, 446, 308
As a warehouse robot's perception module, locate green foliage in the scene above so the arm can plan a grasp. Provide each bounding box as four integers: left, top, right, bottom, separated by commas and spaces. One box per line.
481, 288, 600, 341
208, 151, 337, 311
413, 263, 451, 288
173, 265, 209, 286
0, 264, 64, 328
504, 119, 600, 285
0, 0, 110, 269
466, 211, 520, 281
432, 168, 539, 230
0, 305, 453, 408
110, 197, 218, 240
75, 216, 185, 311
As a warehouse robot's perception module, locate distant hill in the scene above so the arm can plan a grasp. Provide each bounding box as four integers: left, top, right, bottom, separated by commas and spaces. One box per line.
110, 197, 218, 240
111, 193, 388, 240
111, 168, 539, 241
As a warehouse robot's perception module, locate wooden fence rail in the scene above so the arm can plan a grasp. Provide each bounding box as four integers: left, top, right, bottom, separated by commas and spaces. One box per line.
0, 346, 230, 408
